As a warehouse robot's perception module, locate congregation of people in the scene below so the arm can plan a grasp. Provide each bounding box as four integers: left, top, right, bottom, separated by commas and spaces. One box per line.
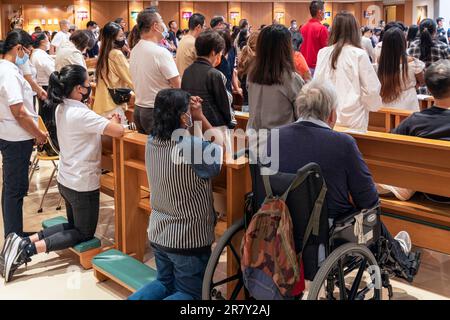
1, 0, 450, 300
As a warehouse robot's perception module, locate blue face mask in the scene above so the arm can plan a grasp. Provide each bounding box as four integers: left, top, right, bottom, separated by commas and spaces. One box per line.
15, 52, 29, 66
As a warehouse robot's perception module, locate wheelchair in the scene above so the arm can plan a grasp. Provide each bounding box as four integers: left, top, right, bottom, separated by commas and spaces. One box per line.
202, 160, 404, 300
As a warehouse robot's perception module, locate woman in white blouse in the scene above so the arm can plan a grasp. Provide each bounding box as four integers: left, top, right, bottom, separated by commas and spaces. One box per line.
314, 13, 382, 131
55, 30, 91, 71
30, 32, 55, 113
377, 27, 425, 111
0, 30, 47, 245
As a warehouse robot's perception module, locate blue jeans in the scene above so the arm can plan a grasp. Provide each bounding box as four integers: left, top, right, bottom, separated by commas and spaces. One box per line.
128, 245, 211, 300
0, 139, 34, 237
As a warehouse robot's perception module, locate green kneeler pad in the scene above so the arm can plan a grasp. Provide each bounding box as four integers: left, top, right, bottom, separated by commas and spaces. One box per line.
41, 216, 101, 253
92, 249, 157, 291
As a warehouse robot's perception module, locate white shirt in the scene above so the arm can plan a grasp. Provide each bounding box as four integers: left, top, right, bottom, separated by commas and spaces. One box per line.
377, 58, 425, 112
51, 31, 70, 52
130, 39, 179, 108
0, 60, 38, 141
56, 99, 109, 192
314, 44, 382, 131
18, 60, 38, 96
30, 48, 55, 86
55, 41, 86, 71
361, 36, 375, 62
374, 41, 382, 64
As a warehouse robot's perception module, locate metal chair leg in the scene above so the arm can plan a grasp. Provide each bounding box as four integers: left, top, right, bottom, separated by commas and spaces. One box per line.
37, 166, 57, 213
29, 158, 39, 181
56, 196, 63, 211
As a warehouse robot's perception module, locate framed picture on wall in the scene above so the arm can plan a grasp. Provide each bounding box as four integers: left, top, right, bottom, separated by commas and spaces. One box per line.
416, 5, 428, 23
182, 11, 192, 20
230, 12, 239, 20
41, 19, 46, 25
47, 19, 53, 25
131, 11, 139, 23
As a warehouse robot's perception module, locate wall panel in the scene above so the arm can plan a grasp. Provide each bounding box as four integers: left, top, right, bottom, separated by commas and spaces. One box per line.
91, 0, 128, 31
241, 2, 272, 29
193, 1, 227, 27
157, 1, 179, 26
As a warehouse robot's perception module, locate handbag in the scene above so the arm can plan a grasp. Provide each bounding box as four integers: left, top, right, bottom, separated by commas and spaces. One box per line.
107, 88, 132, 105
103, 74, 132, 105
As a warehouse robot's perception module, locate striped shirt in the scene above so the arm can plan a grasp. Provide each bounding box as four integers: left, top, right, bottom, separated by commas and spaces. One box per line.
146, 135, 222, 253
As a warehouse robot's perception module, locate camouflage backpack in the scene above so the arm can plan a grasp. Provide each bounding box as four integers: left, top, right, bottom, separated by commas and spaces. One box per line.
241, 170, 326, 299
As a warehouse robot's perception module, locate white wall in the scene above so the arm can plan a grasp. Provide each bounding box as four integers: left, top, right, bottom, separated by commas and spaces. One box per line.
412, 0, 435, 23
437, 0, 450, 27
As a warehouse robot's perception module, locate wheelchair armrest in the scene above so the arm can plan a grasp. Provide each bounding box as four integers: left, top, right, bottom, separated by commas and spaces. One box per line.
333, 211, 358, 227
333, 206, 380, 227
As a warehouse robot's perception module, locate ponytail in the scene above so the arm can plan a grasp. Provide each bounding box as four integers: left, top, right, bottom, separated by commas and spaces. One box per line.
419, 18, 437, 63
45, 64, 88, 109
46, 71, 65, 109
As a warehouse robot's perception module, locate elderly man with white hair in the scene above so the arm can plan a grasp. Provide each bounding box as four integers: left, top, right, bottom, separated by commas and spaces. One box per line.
50, 19, 71, 54
267, 80, 379, 220
264, 80, 420, 278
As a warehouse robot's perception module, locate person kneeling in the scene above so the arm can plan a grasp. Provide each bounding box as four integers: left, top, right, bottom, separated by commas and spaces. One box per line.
1, 64, 124, 282
128, 89, 224, 300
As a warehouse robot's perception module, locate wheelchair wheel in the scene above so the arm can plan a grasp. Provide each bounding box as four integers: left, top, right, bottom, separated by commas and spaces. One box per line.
308, 243, 382, 300
202, 218, 246, 300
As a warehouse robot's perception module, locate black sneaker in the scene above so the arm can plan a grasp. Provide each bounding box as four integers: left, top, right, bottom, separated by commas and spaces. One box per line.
0, 233, 19, 278
4, 235, 30, 283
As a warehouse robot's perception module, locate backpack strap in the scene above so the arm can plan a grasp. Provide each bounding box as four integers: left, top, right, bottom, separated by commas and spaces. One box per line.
300, 182, 327, 257
280, 170, 311, 202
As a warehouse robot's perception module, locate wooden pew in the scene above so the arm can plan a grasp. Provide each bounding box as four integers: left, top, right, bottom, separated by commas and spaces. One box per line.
336, 127, 450, 254
235, 109, 414, 133
418, 94, 434, 111
94, 132, 251, 294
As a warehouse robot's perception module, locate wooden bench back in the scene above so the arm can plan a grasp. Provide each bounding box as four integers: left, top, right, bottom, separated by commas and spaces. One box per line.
336, 128, 450, 198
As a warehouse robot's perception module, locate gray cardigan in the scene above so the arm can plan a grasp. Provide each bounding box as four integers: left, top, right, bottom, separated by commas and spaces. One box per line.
247, 72, 304, 130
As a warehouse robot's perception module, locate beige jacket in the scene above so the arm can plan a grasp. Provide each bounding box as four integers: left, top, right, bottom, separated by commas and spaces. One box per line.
93, 49, 134, 115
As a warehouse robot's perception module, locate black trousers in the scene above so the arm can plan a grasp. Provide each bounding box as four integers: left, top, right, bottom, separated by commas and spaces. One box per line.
39, 183, 100, 251
133, 105, 154, 135
0, 139, 34, 237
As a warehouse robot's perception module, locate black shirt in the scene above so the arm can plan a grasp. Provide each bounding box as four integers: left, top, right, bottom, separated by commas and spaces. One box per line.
392, 106, 450, 141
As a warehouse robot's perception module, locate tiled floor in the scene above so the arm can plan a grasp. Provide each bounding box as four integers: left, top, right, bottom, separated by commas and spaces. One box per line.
0, 157, 448, 300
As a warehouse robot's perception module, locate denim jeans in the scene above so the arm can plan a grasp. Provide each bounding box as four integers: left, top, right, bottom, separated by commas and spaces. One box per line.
128, 244, 211, 300
0, 139, 34, 237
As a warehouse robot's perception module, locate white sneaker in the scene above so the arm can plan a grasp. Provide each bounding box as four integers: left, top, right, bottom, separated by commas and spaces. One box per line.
395, 231, 412, 254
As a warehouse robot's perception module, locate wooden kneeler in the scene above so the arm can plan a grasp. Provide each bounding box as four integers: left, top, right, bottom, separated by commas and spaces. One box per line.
42, 216, 104, 269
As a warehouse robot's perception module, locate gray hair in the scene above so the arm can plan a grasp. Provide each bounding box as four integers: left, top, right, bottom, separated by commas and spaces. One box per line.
60, 20, 70, 27
425, 59, 450, 99
295, 80, 338, 122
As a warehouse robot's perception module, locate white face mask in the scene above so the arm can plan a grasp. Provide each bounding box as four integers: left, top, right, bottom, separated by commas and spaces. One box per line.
45, 42, 50, 51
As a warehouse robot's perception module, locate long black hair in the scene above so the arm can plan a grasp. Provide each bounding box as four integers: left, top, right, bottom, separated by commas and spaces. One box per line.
249, 24, 295, 85
47, 64, 88, 109
1, 29, 32, 55
418, 18, 437, 63
378, 27, 409, 104
151, 89, 191, 140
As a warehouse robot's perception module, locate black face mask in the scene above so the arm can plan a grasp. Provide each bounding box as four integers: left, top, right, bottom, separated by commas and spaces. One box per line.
114, 39, 126, 48
81, 85, 91, 103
